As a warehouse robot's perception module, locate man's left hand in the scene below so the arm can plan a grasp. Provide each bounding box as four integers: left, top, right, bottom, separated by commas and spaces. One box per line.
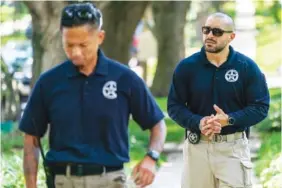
207, 104, 229, 127
132, 156, 156, 188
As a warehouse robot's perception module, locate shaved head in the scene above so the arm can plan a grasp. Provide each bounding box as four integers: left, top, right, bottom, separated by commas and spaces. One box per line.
206, 12, 235, 31
203, 12, 236, 53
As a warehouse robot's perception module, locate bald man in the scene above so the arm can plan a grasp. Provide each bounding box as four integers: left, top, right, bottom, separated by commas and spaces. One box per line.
168, 12, 269, 188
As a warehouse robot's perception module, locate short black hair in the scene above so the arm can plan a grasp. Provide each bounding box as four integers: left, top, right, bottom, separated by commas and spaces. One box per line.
60, 2, 103, 29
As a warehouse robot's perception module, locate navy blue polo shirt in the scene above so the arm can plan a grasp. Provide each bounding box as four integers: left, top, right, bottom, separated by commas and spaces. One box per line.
19, 49, 164, 166
167, 46, 270, 135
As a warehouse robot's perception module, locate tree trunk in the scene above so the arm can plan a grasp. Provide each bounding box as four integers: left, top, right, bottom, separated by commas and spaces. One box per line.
101, 1, 148, 64
151, 1, 190, 97
24, 1, 68, 87
24, 1, 148, 86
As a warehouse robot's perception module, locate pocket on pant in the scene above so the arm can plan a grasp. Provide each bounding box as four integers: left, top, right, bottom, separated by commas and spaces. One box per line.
232, 138, 251, 159
240, 160, 253, 187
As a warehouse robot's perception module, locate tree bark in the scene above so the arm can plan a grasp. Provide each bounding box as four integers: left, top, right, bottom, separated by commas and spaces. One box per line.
24, 1, 68, 86
151, 1, 190, 97
101, 1, 148, 64
24, 1, 148, 86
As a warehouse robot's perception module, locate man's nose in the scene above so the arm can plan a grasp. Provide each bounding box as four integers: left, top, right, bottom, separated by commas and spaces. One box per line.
207, 30, 214, 38
72, 47, 82, 57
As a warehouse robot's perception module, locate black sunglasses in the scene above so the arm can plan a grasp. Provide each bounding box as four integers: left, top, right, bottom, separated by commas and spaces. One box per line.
62, 6, 102, 29
202, 26, 233, 37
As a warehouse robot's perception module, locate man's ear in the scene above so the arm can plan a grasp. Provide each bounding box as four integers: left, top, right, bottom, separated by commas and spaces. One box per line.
230, 33, 236, 41
98, 30, 105, 45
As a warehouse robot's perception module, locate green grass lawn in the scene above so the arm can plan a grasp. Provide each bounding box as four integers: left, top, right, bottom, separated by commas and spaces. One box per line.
155, 97, 167, 112
154, 97, 185, 142
127, 117, 184, 166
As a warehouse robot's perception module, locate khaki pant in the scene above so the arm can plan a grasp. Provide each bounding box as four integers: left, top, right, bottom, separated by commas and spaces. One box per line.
182, 134, 253, 188
55, 169, 136, 188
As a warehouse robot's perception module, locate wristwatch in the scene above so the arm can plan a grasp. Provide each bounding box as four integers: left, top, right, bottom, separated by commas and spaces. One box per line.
146, 150, 160, 161
228, 116, 235, 126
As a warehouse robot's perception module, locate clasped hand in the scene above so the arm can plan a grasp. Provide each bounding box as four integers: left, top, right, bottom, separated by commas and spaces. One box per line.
200, 104, 229, 140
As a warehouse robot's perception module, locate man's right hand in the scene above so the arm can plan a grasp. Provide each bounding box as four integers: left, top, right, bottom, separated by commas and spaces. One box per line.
132, 156, 156, 188
200, 115, 222, 139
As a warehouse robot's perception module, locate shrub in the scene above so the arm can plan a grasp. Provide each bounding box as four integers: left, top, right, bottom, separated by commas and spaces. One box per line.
256, 88, 281, 132
260, 154, 282, 188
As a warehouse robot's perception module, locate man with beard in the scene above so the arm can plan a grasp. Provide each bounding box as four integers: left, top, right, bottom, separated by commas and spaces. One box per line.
19, 2, 166, 188
167, 12, 269, 188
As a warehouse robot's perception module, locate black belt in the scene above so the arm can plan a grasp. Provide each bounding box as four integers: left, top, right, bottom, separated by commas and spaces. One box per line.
49, 163, 123, 176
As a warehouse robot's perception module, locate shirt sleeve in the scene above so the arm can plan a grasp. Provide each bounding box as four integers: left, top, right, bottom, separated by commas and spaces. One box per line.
167, 61, 203, 133
228, 61, 270, 128
18, 76, 49, 137
129, 73, 164, 130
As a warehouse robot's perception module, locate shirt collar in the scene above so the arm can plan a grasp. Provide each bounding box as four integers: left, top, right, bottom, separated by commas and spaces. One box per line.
95, 49, 108, 76
67, 49, 108, 78
200, 46, 236, 68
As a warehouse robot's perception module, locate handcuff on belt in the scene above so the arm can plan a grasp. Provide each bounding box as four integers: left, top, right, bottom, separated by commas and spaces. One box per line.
187, 130, 200, 144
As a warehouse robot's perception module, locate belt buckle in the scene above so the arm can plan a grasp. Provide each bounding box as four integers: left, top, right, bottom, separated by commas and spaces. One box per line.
215, 134, 223, 143
77, 164, 83, 176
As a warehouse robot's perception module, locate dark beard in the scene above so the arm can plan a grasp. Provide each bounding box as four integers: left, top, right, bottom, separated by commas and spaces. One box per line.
204, 44, 225, 53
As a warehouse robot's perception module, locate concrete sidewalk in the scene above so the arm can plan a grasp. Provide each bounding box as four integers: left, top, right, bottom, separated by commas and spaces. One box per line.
149, 132, 262, 188
148, 150, 182, 188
